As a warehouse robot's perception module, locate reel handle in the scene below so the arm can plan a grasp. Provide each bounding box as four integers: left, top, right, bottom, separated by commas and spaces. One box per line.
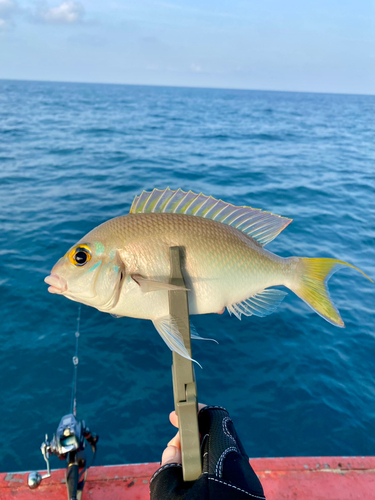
27, 435, 51, 489
27, 470, 51, 489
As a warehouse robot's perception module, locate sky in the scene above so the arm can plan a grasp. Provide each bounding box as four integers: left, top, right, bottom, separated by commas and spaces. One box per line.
0, 0, 374, 94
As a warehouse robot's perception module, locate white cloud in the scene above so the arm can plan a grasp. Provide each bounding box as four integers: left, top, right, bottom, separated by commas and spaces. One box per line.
0, 0, 17, 27
39, 1, 84, 24
0, 0, 16, 17
190, 63, 202, 73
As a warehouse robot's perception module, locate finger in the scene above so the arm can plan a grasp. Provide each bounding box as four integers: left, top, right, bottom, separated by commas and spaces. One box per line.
169, 403, 207, 429
161, 445, 182, 466
169, 410, 179, 428
167, 430, 180, 449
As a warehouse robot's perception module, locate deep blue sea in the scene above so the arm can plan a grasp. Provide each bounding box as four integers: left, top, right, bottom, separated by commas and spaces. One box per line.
0, 79, 374, 474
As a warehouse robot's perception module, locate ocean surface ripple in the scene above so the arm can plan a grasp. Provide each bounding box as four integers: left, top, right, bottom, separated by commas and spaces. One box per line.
0, 80, 374, 472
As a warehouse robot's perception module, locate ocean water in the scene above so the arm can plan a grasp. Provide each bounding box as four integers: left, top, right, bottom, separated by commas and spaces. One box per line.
0, 79, 374, 474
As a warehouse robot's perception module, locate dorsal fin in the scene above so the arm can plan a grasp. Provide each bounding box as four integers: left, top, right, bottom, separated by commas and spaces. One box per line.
130, 188, 292, 246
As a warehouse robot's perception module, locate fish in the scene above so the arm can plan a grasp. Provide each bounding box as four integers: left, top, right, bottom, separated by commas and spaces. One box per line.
45, 188, 372, 361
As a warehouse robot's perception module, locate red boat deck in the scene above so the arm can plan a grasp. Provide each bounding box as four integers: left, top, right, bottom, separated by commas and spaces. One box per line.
2, 457, 375, 499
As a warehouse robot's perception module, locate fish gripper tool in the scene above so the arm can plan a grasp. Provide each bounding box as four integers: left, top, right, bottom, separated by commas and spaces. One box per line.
168, 246, 202, 482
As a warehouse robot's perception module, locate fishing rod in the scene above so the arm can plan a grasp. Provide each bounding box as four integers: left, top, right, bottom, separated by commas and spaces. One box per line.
28, 306, 99, 500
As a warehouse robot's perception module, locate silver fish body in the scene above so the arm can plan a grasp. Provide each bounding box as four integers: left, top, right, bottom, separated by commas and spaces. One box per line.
45, 189, 371, 361
87, 212, 291, 319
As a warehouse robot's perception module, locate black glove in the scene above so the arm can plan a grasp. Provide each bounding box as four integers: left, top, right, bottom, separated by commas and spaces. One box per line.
150, 406, 266, 499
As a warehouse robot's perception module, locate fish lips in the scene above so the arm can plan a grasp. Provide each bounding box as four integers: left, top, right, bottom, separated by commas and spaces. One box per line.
44, 273, 68, 294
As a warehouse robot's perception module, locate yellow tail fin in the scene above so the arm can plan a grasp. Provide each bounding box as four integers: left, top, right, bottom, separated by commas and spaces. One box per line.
290, 258, 372, 327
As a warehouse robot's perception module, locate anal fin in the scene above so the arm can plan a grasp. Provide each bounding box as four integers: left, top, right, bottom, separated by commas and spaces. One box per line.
227, 289, 287, 320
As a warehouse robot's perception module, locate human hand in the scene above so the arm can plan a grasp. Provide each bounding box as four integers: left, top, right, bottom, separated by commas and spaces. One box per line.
160, 403, 206, 467
150, 405, 266, 500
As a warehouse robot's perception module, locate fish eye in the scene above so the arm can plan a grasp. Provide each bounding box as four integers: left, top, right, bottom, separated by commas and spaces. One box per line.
75, 250, 88, 265
69, 245, 92, 267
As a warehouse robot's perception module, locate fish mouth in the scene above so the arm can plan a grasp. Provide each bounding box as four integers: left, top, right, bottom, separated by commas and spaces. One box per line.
44, 273, 68, 294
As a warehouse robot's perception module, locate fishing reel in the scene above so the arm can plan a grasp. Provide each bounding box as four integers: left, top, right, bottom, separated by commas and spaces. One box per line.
28, 413, 98, 499
50, 413, 88, 459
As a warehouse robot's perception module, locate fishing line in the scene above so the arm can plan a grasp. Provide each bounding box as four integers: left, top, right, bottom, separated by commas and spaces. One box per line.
28, 303, 99, 495
71, 304, 81, 417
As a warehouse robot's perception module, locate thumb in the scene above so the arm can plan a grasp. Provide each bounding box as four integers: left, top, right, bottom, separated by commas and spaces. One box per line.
161, 445, 182, 466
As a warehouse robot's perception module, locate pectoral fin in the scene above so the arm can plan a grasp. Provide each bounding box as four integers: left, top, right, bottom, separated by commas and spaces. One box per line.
132, 274, 189, 293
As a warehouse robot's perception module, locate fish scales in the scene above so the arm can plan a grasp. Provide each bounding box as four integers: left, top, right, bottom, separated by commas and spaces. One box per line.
86, 213, 285, 319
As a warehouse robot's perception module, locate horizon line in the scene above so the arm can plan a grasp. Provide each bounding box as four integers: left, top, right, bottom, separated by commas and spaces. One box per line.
1, 77, 374, 98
